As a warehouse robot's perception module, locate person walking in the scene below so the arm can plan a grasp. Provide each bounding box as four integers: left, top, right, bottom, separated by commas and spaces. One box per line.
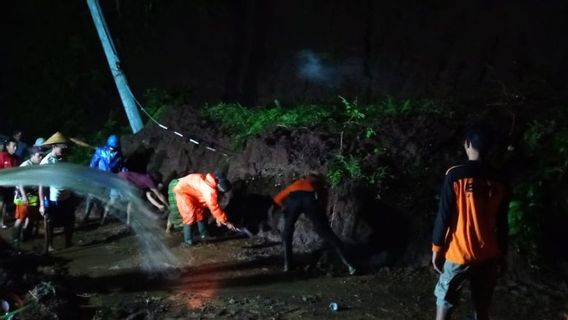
432, 125, 509, 320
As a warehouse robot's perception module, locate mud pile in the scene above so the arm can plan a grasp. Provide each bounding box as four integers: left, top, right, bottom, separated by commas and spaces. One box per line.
121, 106, 475, 268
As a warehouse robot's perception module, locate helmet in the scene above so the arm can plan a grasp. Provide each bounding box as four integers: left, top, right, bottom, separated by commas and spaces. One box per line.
106, 134, 120, 148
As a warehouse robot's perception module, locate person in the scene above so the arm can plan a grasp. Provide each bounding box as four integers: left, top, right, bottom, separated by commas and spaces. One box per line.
173, 171, 237, 246
39, 132, 77, 254
12, 146, 44, 248
165, 177, 183, 233
12, 130, 29, 159
33, 137, 45, 149
107, 171, 169, 225
272, 173, 357, 274
432, 125, 509, 320
84, 134, 126, 222
0, 138, 19, 228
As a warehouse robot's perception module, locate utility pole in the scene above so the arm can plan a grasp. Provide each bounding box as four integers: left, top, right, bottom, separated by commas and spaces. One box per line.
87, 0, 143, 133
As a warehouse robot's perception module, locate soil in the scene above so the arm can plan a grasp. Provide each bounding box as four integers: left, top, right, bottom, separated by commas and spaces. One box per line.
1, 217, 566, 320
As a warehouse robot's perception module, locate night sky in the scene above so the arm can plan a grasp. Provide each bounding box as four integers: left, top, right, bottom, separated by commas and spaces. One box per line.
2, 1, 568, 140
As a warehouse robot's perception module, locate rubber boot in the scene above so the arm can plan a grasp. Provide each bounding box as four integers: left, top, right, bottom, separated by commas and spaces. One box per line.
182, 224, 193, 246
197, 221, 208, 240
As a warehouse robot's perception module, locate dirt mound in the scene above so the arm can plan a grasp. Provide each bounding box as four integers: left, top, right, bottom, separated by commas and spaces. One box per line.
120, 106, 470, 268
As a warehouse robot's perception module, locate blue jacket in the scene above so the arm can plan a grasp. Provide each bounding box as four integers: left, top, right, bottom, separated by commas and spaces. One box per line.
89, 146, 126, 173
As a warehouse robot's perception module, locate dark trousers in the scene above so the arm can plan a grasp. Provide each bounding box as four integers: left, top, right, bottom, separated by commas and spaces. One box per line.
45, 197, 76, 252
282, 191, 350, 267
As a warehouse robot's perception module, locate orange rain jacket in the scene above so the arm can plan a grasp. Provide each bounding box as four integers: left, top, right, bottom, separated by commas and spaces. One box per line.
173, 173, 228, 225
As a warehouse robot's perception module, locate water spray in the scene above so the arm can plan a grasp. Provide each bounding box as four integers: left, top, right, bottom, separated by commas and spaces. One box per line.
0, 163, 180, 274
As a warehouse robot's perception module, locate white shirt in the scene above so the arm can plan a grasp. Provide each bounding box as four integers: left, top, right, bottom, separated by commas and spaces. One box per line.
40, 152, 71, 202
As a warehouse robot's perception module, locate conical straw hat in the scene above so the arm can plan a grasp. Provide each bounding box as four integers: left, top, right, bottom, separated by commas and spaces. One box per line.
42, 132, 69, 145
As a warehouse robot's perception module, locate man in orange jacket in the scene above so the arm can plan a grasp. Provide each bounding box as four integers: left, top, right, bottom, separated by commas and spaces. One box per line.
432, 125, 509, 320
174, 171, 236, 246
273, 173, 356, 275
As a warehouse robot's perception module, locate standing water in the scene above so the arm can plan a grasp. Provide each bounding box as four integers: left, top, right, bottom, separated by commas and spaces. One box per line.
0, 163, 179, 273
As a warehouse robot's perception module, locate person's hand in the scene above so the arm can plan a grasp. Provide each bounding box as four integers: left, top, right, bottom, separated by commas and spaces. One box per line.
225, 222, 237, 231
39, 205, 45, 216
432, 251, 445, 274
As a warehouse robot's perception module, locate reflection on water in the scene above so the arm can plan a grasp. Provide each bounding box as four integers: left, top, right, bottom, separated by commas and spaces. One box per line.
0, 163, 179, 273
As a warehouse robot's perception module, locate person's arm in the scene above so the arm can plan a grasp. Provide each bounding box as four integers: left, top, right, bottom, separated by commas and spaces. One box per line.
89, 149, 101, 168
18, 185, 28, 204
38, 185, 45, 215
145, 189, 167, 211
432, 172, 456, 273
204, 189, 236, 230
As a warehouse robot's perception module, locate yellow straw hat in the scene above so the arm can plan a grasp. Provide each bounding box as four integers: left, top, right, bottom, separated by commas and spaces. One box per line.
42, 132, 69, 146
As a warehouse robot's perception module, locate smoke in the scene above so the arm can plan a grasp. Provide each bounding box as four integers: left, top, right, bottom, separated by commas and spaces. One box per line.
0, 163, 180, 274
297, 50, 360, 88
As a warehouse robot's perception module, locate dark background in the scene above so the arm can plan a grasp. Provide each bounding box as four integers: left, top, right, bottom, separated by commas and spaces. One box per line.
1, 0, 567, 139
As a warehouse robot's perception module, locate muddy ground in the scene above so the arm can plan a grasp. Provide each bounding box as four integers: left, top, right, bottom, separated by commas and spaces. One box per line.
0, 213, 566, 320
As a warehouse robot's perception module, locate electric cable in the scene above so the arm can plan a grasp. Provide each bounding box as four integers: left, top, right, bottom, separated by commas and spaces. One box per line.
126, 88, 232, 157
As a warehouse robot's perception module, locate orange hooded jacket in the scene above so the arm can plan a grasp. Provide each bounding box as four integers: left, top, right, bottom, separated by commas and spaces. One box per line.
173, 173, 228, 225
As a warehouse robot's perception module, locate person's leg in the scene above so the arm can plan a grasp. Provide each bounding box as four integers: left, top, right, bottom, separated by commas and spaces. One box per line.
281, 196, 302, 272
434, 261, 471, 320
101, 196, 118, 226
12, 205, 27, 247
83, 195, 95, 220
182, 223, 193, 246
62, 198, 75, 248
12, 219, 23, 248
126, 202, 133, 225
175, 191, 199, 246
197, 219, 208, 240
470, 260, 498, 320
0, 194, 6, 228
43, 213, 54, 254
166, 217, 173, 233
303, 197, 357, 274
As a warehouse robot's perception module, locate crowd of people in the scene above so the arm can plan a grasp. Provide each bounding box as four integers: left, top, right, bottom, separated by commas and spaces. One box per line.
0, 125, 509, 319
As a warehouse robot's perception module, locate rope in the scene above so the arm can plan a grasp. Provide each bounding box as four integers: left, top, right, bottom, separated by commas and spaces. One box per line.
126, 88, 232, 157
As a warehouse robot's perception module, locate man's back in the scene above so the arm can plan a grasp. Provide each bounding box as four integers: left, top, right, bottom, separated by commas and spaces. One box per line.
433, 160, 508, 264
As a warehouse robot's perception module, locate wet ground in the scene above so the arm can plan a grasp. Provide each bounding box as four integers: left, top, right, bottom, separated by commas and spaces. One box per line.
1, 217, 567, 320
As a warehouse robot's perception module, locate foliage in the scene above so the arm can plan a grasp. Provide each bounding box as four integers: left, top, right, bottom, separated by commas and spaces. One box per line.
507, 119, 568, 266
141, 88, 190, 125
204, 96, 441, 185
203, 101, 334, 146
327, 154, 389, 186
204, 97, 444, 145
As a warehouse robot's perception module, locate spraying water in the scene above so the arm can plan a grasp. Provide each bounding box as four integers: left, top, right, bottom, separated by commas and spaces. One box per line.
0, 163, 179, 273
